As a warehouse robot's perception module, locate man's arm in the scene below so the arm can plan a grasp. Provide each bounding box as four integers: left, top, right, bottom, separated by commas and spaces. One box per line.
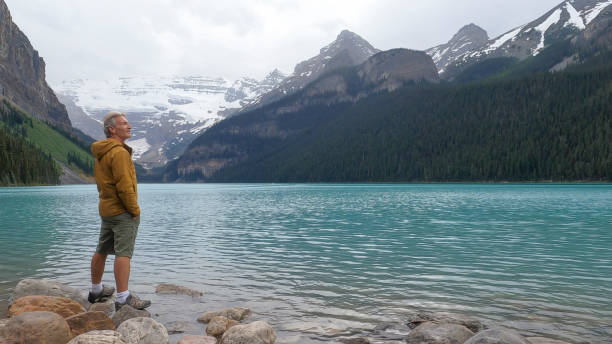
111, 149, 140, 217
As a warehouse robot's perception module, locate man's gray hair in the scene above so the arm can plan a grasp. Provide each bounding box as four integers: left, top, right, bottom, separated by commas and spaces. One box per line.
103, 111, 126, 138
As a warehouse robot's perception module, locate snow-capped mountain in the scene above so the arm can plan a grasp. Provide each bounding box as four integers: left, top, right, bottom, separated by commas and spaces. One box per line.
54, 71, 285, 168
426, 24, 489, 74
427, 0, 612, 77
245, 30, 380, 111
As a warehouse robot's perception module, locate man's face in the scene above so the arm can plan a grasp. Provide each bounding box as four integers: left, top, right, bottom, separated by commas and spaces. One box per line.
110, 115, 131, 141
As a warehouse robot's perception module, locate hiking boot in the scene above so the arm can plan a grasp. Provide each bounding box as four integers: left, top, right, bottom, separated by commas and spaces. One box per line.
115, 293, 151, 311
87, 284, 115, 303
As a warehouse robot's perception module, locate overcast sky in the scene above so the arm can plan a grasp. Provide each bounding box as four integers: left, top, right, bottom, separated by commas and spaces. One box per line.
5, 0, 563, 85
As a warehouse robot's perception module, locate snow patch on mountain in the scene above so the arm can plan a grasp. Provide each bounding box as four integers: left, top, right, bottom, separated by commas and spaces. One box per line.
564, 2, 586, 29
129, 138, 150, 160
484, 26, 524, 55
582, 0, 612, 24
534, 8, 563, 54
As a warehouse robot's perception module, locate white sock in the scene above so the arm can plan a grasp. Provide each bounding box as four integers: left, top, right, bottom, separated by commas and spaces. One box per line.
90, 283, 103, 294
116, 290, 130, 304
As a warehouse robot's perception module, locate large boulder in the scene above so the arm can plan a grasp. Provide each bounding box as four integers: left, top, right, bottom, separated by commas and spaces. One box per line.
116, 317, 169, 344
206, 315, 240, 337
67, 330, 127, 344
220, 321, 276, 344
177, 335, 217, 344
112, 305, 151, 328
66, 311, 115, 337
407, 312, 487, 333
405, 322, 474, 344
198, 307, 251, 323
155, 283, 203, 297
10, 279, 89, 308
8, 295, 86, 318
464, 328, 530, 344
0, 311, 72, 344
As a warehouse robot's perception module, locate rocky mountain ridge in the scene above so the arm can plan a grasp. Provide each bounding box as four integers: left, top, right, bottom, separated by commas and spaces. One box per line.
0, 0, 71, 130
427, 0, 612, 78
245, 30, 381, 111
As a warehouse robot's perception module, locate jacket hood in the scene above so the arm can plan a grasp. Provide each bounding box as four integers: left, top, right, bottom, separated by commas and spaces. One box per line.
91, 138, 132, 160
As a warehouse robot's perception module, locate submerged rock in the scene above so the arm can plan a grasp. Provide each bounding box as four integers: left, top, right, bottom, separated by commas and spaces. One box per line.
66, 310, 115, 337
116, 317, 169, 344
464, 328, 529, 344
405, 322, 474, 344
221, 321, 276, 344
10, 279, 89, 308
67, 330, 127, 344
340, 338, 371, 344
8, 295, 86, 318
407, 312, 487, 333
1, 311, 72, 344
112, 305, 151, 328
198, 307, 251, 323
155, 283, 203, 297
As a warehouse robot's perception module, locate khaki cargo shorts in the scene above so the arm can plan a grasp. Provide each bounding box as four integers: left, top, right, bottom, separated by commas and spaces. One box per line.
96, 212, 140, 258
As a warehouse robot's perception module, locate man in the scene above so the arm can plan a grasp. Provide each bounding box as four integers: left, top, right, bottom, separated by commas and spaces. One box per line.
88, 111, 150, 310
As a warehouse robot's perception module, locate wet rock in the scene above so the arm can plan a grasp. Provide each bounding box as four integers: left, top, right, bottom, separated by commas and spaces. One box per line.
526, 337, 571, 344
177, 335, 218, 344
8, 295, 86, 318
67, 330, 127, 344
198, 307, 251, 323
220, 321, 276, 344
464, 328, 529, 344
155, 283, 203, 297
407, 312, 487, 333
66, 311, 115, 337
1, 311, 72, 344
116, 317, 169, 344
10, 279, 89, 308
405, 322, 474, 344
90, 297, 116, 317
112, 305, 151, 328
373, 322, 413, 340
206, 315, 240, 337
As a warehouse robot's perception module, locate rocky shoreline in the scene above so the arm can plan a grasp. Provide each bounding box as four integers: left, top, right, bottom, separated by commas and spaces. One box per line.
0, 279, 578, 344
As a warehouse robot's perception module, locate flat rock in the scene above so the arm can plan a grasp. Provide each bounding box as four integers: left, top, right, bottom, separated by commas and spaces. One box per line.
407, 312, 487, 333
464, 328, 530, 344
406, 322, 474, 344
198, 307, 251, 323
66, 311, 115, 337
155, 283, 203, 297
67, 330, 127, 344
10, 279, 89, 308
206, 315, 240, 337
526, 337, 571, 344
112, 305, 151, 328
117, 317, 169, 344
8, 295, 86, 318
177, 335, 218, 344
1, 311, 72, 344
220, 321, 276, 344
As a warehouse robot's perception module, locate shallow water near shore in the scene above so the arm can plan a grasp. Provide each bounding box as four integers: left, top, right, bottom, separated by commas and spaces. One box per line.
0, 184, 611, 343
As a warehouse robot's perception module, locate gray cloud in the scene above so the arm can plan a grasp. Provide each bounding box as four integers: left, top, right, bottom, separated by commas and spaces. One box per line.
4, 0, 562, 85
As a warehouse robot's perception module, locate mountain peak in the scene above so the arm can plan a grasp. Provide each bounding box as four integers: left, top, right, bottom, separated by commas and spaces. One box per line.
320, 30, 379, 59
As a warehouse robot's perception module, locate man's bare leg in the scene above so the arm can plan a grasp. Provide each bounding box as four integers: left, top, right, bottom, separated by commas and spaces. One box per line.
91, 252, 107, 284
114, 256, 130, 293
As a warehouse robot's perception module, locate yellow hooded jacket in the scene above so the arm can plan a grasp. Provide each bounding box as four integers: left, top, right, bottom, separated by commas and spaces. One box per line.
91, 138, 140, 217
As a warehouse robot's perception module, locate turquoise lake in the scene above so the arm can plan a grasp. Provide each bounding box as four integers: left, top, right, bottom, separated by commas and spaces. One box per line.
0, 184, 610, 343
